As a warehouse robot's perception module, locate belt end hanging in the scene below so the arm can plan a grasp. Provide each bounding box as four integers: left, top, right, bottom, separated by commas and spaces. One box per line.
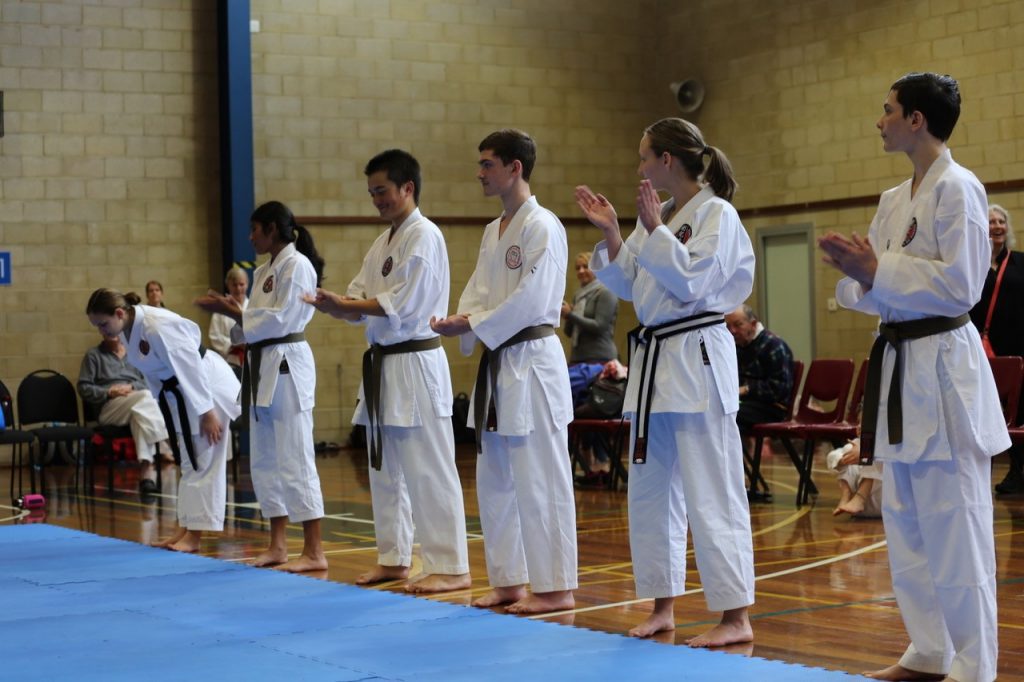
633, 436, 647, 464
858, 433, 875, 466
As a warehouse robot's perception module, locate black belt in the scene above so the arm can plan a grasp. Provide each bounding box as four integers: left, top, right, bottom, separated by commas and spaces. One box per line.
859, 313, 970, 464
627, 312, 724, 464
362, 336, 442, 470
473, 325, 556, 453
241, 332, 305, 421
157, 346, 207, 470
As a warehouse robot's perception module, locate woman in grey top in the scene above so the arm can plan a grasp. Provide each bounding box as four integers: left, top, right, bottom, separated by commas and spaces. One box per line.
561, 251, 619, 486
562, 251, 618, 364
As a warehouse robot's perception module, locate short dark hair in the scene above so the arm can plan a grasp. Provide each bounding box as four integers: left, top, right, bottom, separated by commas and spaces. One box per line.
364, 149, 422, 204
478, 129, 536, 181
890, 72, 961, 142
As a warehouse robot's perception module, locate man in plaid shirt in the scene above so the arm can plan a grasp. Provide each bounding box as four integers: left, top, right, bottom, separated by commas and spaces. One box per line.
725, 305, 795, 433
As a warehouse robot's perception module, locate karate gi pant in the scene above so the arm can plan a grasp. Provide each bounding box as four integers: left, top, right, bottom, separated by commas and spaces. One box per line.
163, 404, 229, 532
368, 417, 469, 575
250, 372, 324, 522
477, 403, 578, 593
628, 382, 755, 611
883, 448, 997, 682
98, 391, 167, 463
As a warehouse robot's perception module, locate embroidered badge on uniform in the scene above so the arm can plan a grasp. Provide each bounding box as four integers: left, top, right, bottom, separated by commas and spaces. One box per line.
505, 245, 523, 269
901, 217, 917, 247
381, 256, 393, 277
675, 224, 693, 244
263, 275, 274, 293
139, 340, 150, 356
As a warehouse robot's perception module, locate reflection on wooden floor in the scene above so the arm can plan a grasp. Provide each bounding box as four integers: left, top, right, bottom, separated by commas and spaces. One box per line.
3, 443, 1023, 679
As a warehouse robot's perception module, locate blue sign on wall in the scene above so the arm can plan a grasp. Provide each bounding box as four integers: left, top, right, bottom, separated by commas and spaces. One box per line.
0, 252, 9, 285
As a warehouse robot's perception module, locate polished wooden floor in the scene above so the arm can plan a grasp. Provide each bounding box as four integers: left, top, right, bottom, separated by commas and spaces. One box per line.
3, 443, 1024, 679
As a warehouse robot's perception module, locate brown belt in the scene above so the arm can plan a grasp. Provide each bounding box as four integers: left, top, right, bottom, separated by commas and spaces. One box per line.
859, 313, 970, 464
473, 325, 556, 453
241, 332, 305, 421
362, 336, 442, 470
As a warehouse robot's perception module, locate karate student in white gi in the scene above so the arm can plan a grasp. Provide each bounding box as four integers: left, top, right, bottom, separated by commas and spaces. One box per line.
432, 129, 578, 614
85, 288, 240, 552
196, 201, 328, 573
827, 439, 883, 518
208, 266, 249, 375
576, 117, 756, 646
305, 149, 471, 594
819, 72, 1009, 682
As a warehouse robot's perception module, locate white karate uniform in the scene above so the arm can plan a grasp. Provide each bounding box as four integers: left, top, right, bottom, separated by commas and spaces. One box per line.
457, 196, 577, 592
835, 149, 1009, 682
239, 243, 324, 522
97, 392, 167, 464
123, 305, 240, 532
209, 297, 248, 367
347, 209, 468, 575
828, 442, 883, 518
591, 186, 756, 610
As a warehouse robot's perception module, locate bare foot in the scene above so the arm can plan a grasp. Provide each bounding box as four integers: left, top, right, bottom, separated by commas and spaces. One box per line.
251, 549, 288, 568
405, 572, 472, 594
355, 564, 410, 584
628, 611, 676, 638
835, 493, 866, 517
685, 621, 754, 647
275, 553, 329, 573
167, 530, 202, 554
505, 590, 574, 614
151, 527, 186, 549
472, 585, 527, 608
863, 664, 946, 681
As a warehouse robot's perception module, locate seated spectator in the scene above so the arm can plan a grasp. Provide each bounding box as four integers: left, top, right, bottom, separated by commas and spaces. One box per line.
725, 305, 795, 435
77, 330, 169, 494
145, 280, 167, 308
208, 266, 249, 377
827, 439, 882, 518
562, 251, 619, 487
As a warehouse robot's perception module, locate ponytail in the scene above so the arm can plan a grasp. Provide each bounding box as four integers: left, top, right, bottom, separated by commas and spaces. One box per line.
292, 223, 325, 287
702, 145, 737, 202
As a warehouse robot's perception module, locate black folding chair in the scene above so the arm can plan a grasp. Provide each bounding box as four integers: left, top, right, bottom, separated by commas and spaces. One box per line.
17, 370, 94, 494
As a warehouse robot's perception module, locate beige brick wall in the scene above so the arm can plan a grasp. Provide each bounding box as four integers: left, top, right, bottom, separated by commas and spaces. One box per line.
2, 0, 1022, 447
0, 0, 220, 408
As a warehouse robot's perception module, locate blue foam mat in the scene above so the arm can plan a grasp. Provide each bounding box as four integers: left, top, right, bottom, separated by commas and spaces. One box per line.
0, 524, 858, 680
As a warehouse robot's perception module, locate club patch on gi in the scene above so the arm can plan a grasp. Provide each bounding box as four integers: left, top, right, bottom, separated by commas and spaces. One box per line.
675, 224, 693, 244
139, 340, 150, 356
381, 256, 393, 277
262, 275, 274, 293
505, 245, 523, 270
901, 217, 917, 247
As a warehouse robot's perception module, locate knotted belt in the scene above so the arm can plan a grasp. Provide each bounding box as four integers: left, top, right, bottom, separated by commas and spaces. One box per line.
859, 313, 970, 465
157, 346, 207, 471
627, 312, 724, 464
473, 325, 556, 453
362, 336, 442, 471
241, 332, 305, 421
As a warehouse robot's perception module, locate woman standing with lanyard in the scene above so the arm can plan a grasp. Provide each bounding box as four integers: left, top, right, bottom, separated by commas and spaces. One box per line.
197, 201, 327, 572
969, 204, 1024, 494
576, 117, 755, 646
86, 289, 240, 552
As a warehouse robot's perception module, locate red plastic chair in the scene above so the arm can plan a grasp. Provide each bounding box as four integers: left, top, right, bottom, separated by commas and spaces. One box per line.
750, 359, 855, 506
744, 359, 803, 501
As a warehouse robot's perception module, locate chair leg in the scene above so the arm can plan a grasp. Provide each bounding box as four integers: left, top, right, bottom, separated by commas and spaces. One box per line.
748, 436, 772, 501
